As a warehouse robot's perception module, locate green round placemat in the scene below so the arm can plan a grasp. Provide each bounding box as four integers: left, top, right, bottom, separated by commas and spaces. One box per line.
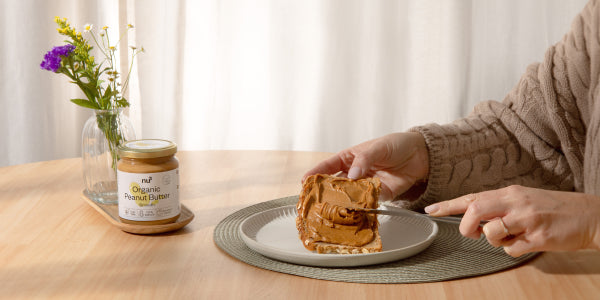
214, 195, 538, 283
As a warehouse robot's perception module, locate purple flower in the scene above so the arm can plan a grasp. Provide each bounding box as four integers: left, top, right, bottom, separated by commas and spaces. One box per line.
40, 44, 76, 72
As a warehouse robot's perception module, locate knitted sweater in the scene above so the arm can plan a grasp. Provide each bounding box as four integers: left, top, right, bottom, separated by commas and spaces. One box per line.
405, 0, 600, 211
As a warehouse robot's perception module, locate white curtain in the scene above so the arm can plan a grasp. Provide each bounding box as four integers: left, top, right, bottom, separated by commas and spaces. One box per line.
0, 0, 588, 167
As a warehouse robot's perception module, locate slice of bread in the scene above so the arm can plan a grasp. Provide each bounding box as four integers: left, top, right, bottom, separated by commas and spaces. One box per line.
296, 174, 382, 254
312, 234, 382, 254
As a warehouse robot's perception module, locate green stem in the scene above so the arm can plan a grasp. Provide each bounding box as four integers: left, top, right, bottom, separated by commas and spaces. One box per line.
96, 110, 126, 171
121, 50, 140, 96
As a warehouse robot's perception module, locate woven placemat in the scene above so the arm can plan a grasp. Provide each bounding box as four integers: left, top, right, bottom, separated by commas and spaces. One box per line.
214, 195, 538, 283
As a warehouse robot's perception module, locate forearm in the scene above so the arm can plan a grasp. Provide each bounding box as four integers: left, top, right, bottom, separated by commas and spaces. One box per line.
400, 1, 600, 210
404, 111, 572, 212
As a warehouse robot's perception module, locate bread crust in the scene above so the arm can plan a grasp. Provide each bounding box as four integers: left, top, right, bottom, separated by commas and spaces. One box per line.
312, 235, 382, 254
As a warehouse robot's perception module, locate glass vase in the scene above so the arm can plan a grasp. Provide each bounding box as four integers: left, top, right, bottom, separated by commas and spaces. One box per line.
82, 108, 136, 204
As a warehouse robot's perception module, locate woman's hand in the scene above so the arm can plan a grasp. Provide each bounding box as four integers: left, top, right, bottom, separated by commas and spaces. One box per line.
425, 185, 600, 257
303, 132, 429, 201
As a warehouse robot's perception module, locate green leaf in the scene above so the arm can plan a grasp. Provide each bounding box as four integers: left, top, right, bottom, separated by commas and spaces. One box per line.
73, 81, 97, 104
71, 99, 101, 109
117, 97, 130, 107
103, 85, 113, 99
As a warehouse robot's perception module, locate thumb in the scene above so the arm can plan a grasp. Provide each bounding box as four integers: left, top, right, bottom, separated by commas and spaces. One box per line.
347, 146, 382, 180
347, 164, 365, 180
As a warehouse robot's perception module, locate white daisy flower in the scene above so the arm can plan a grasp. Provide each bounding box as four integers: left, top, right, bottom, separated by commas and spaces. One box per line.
84, 24, 93, 32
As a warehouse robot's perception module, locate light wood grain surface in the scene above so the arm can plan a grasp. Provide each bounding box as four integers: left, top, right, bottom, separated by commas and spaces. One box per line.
1, 150, 599, 299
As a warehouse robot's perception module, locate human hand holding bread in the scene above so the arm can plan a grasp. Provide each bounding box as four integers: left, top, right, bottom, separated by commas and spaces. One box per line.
298, 132, 429, 254
302, 132, 430, 202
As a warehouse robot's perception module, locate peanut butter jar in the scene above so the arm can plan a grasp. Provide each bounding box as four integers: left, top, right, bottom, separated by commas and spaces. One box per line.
117, 139, 180, 225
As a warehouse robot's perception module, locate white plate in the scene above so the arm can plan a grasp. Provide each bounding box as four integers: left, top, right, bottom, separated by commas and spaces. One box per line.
239, 205, 438, 267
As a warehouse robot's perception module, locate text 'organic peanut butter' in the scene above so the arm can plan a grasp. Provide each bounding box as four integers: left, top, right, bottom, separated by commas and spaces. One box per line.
117, 139, 180, 225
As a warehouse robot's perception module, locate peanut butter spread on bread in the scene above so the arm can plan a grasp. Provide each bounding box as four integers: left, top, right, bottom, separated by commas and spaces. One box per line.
296, 174, 381, 252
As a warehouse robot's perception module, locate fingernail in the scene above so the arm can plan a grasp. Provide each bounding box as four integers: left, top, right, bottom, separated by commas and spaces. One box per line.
424, 204, 438, 214
348, 167, 362, 179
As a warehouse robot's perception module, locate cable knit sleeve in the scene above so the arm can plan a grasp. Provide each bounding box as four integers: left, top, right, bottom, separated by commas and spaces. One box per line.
402, 0, 598, 211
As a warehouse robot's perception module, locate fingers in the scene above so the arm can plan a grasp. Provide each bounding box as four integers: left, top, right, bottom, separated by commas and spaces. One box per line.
425, 186, 583, 257
424, 194, 477, 217
302, 155, 346, 182
347, 153, 375, 179
502, 235, 543, 257
301, 146, 382, 182
425, 194, 480, 239
485, 215, 536, 257
482, 217, 515, 247
426, 190, 514, 239
467, 214, 533, 256
460, 199, 501, 239
346, 139, 391, 179
302, 138, 383, 182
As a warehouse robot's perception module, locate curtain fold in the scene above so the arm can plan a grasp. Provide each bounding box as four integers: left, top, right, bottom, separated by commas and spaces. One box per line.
0, 0, 588, 167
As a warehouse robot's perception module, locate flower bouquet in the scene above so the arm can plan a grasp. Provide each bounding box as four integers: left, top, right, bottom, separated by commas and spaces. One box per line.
41, 17, 143, 203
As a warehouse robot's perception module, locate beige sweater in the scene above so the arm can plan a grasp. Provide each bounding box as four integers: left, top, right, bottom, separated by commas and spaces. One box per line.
406, 0, 600, 211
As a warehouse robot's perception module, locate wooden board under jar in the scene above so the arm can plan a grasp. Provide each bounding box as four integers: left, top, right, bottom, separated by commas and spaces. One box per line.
82, 192, 194, 234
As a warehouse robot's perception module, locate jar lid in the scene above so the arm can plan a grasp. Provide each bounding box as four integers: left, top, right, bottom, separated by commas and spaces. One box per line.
118, 139, 177, 158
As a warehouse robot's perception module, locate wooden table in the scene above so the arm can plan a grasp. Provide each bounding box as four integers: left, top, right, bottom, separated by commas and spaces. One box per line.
1, 150, 599, 299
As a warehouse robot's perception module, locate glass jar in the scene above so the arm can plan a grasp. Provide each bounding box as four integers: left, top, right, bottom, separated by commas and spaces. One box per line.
82, 108, 136, 204
117, 139, 180, 225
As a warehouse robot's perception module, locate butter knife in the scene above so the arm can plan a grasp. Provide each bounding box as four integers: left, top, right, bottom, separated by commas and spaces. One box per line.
346, 206, 488, 227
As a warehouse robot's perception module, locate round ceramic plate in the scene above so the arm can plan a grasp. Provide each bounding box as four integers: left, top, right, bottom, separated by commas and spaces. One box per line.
239, 205, 438, 267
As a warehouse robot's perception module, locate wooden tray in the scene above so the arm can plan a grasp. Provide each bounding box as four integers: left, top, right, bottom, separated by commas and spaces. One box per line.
82, 192, 194, 234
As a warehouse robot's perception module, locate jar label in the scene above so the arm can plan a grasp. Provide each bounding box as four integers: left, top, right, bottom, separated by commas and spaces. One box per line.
118, 169, 180, 221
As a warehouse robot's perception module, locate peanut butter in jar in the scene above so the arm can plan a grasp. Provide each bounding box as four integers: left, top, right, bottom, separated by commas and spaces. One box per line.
117, 139, 180, 225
